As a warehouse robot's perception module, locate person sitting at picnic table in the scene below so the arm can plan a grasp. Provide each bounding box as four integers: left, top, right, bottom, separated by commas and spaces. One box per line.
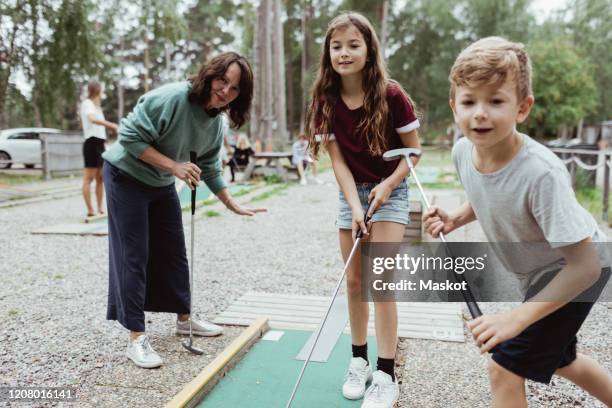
228, 133, 254, 182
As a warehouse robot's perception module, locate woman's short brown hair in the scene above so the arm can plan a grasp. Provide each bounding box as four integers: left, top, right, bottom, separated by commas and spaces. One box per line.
188, 52, 253, 129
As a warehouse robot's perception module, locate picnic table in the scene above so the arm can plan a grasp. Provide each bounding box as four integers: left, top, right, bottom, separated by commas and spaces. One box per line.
242, 152, 295, 181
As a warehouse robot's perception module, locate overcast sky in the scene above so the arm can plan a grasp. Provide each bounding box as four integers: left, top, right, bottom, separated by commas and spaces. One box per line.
530, 0, 569, 22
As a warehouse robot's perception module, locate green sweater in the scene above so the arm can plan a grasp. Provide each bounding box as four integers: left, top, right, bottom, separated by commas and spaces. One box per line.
103, 81, 227, 193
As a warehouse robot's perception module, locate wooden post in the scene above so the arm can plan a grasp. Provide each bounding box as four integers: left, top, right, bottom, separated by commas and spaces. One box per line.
40, 134, 51, 180
604, 152, 609, 222
570, 154, 576, 189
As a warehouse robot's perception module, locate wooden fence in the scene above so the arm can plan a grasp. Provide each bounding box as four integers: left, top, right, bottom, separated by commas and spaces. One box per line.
40, 132, 84, 180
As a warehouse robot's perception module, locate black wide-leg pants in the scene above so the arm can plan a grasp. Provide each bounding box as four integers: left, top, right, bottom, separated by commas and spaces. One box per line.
103, 161, 190, 332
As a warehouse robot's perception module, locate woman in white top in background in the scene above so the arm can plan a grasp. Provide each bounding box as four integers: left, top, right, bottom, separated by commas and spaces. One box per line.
80, 80, 118, 217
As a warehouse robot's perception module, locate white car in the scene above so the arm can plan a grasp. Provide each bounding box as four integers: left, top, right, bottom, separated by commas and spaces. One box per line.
0, 128, 62, 169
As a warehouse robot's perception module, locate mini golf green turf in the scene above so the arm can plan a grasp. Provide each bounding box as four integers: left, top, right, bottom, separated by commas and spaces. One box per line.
198, 330, 377, 407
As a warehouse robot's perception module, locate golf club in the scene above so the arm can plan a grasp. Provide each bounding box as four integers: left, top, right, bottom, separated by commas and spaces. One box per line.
383, 147, 483, 319
182, 151, 204, 355
286, 202, 374, 408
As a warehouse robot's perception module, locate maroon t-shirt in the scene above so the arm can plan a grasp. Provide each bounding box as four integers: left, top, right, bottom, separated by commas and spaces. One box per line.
317, 84, 419, 182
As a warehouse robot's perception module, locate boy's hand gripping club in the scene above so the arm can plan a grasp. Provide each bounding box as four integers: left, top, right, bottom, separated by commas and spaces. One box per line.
383, 148, 483, 319
286, 203, 374, 408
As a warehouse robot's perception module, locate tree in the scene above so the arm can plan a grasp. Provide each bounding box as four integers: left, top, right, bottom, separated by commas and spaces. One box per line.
0, 0, 100, 129
251, 0, 289, 150
565, 0, 612, 120
462, 0, 535, 44
0, 0, 27, 127
527, 39, 598, 137
387, 0, 463, 135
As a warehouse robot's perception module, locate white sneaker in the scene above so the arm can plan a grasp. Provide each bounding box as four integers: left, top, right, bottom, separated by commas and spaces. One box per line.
300, 178, 307, 185
361, 370, 399, 408
126, 335, 163, 369
176, 317, 223, 337
342, 357, 373, 400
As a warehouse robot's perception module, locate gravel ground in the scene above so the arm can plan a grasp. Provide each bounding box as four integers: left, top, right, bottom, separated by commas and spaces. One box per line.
0, 172, 610, 407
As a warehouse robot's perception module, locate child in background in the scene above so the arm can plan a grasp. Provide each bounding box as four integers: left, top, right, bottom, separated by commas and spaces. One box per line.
306, 12, 421, 408
292, 134, 313, 185
423, 37, 612, 407
229, 133, 254, 182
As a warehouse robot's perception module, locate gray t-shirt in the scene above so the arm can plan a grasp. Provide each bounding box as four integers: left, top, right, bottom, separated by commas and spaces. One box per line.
453, 134, 609, 292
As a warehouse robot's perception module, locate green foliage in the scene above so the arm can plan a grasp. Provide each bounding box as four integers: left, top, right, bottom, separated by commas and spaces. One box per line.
575, 185, 606, 221
263, 174, 284, 184
0, 173, 43, 186
250, 184, 289, 202
565, 0, 612, 120
36, 0, 100, 128
462, 0, 535, 43
1, 0, 609, 138
527, 40, 598, 135
388, 0, 462, 129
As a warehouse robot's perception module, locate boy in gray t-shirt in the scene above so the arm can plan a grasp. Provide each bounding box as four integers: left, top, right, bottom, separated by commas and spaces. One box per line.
424, 37, 612, 406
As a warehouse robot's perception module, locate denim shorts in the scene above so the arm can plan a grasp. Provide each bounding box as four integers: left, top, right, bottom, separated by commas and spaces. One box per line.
336, 180, 410, 229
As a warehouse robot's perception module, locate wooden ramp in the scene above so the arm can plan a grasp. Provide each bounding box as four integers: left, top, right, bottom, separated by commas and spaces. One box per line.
214, 292, 464, 343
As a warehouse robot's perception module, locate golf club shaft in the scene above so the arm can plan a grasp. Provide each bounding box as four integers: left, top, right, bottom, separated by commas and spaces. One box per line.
404, 157, 483, 318
190, 151, 197, 340
286, 203, 373, 408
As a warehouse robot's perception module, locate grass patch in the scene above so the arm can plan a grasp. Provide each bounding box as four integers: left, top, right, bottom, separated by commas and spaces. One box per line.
316, 152, 332, 172
249, 184, 289, 202
232, 188, 252, 198
0, 173, 43, 186
8, 308, 18, 316
418, 147, 453, 168
263, 174, 284, 184
204, 210, 221, 217
575, 186, 608, 222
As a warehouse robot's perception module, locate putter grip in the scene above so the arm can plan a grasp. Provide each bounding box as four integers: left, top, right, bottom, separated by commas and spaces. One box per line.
356, 202, 374, 239
190, 151, 197, 215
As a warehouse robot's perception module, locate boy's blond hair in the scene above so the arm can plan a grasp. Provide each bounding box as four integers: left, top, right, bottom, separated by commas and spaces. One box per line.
449, 37, 532, 101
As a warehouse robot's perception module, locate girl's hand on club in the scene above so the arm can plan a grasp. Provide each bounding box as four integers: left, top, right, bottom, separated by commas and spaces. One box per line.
351, 207, 369, 241
422, 206, 455, 238
366, 183, 393, 216
467, 312, 526, 354
172, 162, 201, 189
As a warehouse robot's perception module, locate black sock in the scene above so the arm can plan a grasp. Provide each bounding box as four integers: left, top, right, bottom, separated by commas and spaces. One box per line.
352, 343, 368, 363
377, 357, 395, 381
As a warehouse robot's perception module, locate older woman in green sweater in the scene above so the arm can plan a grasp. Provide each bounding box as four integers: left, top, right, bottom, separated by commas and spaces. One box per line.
102, 52, 264, 368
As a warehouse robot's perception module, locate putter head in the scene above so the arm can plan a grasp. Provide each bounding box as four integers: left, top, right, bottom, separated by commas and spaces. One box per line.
182, 339, 204, 355
383, 148, 422, 161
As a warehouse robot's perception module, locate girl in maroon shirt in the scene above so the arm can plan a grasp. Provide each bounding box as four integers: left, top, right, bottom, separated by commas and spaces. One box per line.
306, 12, 421, 408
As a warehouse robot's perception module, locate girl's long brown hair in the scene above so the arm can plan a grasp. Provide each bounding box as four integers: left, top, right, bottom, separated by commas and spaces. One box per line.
188, 51, 253, 129
306, 12, 415, 158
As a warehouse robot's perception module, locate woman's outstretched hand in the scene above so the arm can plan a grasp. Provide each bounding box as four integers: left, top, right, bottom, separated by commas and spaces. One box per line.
225, 200, 267, 216
216, 187, 266, 216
